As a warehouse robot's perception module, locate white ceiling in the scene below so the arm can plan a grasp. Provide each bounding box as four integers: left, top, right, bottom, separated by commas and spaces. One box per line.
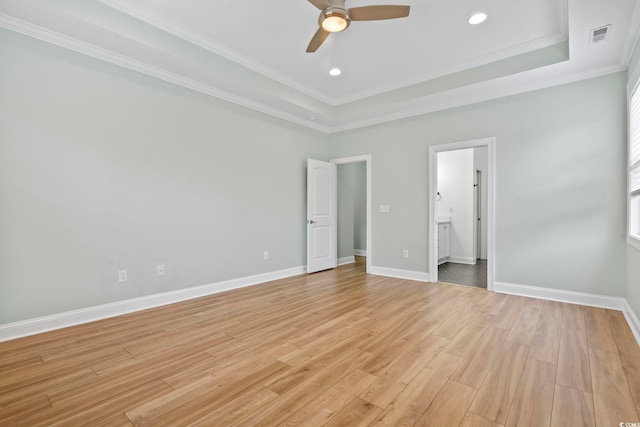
0, 0, 638, 132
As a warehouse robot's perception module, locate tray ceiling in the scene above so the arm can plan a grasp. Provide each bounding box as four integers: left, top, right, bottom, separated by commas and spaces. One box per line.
0, 0, 638, 132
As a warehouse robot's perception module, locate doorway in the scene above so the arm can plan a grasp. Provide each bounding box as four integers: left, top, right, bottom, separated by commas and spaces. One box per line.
428, 138, 495, 290
330, 155, 372, 274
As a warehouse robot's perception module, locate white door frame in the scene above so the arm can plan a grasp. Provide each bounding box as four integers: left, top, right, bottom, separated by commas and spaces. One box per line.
429, 138, 496, 291
330, 155, 372, 274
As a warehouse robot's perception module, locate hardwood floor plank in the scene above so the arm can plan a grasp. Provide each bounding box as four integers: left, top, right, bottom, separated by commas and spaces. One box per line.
278, 369, 377, 426
184, 385, 279, 427
491, 296, 527, 330
529, 331, 560, 364
504, 358, 556, 427
415, 380, 477, 427
562, 304, 586, 331
584, 307, 617, 353
323, 398, 383, 427
535, 315, 562, 337
460, 413, 504, 427
370, 366, 449, 427
607, 309, 640, 371
625, 366, 640, 411
235, 349, 373, 426
450, 327, 508, 388
359, 334, 448, 408
541, 300, 564, 319
432, 305, 480, 339
48, 379, 171, 427
550, 384, 595, 427
468, 341, 529, 424
557, 327, 592, 393
589, 347, 640, 425
505, 300, 543, 345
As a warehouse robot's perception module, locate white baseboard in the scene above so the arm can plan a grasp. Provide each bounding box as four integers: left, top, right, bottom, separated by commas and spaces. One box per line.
338, 256, 356, 266
623, 300, 640, 346
447, 256, 477, 265
0, 265, 305, 343
354, 249, 367, 257
495, 281, 640, 346
494, 281, 626, 310
370, 266, 431, 283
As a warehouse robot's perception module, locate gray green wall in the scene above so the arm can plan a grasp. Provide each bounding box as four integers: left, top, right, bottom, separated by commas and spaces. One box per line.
337, 164, 355, 259
337, 162, 367, 259
1, 26, 636, 327
329, 72, 629, 298
0, 30, 327, 324
352, 162, 367, 251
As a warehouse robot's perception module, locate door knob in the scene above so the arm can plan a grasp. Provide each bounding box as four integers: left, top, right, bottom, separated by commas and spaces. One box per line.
308, 219, 316, 224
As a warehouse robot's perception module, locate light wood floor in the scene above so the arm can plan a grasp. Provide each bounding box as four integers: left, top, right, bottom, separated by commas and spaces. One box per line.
1, 257, 639, 426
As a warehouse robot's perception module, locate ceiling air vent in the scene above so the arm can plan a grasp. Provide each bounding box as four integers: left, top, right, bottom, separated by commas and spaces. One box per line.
590, 25, 610, 44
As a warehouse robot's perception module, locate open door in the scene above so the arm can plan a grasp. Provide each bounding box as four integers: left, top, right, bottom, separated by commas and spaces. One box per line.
307, 159, 337, 273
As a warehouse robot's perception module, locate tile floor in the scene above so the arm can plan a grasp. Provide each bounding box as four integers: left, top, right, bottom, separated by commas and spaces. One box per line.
438, 259, 487, 288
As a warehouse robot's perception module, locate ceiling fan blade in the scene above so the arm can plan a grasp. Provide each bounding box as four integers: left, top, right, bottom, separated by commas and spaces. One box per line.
348, 5, 410, 21
306, 28, 330, 52
308, 0, 329, 10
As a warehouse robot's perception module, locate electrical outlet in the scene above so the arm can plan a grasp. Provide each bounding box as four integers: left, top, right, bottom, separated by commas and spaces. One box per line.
402, 250, 409, 258
264, 251, 270, 261
157, 264, 165, 276
118, 270, 128, 283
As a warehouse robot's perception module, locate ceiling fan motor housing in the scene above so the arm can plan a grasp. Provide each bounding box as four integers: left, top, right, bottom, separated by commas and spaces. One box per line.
319, 6, 351, 32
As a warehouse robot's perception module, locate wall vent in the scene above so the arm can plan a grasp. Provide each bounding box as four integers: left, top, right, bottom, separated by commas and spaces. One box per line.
590, 25, 610, 44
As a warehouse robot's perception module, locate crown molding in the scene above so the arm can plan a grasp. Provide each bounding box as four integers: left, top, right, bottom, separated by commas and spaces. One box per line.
329, 63, 626, 133
0, 14, 331, 134
98, 0, 336, 105
99, 0, 569, 108
0, 12, 626, 135
331, 33, 568, 105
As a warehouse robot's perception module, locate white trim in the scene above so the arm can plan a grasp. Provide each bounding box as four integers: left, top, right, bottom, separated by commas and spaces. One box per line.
338, 256, 356, 266
429, 138, 496, 291
0, 13, 623, 135
97, 0, 567, 107
370, 266, 431, 283
495, 281, 640, 347
621, 0, 640, 67
623, 299, 640, 346
0, 14, 331, 134
330, 155, 372, 275
354, 249, 367, 257
98, 0, 336, 105
330, 64, 624, 134
331, 34, 567, 105
494, 281, 626, 310
627, 75, 640, 250
0, 266, 305, 343
447, 256, 477, 265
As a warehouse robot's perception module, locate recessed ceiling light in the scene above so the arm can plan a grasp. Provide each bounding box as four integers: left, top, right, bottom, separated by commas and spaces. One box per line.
329, 67, 342, 76
468, 12, 487, 25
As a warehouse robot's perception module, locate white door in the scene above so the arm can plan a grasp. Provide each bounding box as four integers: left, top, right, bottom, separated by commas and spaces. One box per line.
307, 159, 337, 273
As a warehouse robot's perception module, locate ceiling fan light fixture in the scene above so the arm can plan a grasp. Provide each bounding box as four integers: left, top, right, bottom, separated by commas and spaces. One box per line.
468, 12, 488, 25
320, 7, 350, 32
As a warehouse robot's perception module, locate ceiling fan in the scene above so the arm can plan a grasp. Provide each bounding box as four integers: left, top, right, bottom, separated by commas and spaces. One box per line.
306, 0, 410, 52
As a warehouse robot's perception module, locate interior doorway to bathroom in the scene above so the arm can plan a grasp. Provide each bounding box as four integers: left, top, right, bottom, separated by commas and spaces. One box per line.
428, 138, 495, 290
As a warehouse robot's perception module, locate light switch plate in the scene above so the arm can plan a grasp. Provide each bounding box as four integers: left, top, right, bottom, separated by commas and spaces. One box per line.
379, 204, 390, 213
